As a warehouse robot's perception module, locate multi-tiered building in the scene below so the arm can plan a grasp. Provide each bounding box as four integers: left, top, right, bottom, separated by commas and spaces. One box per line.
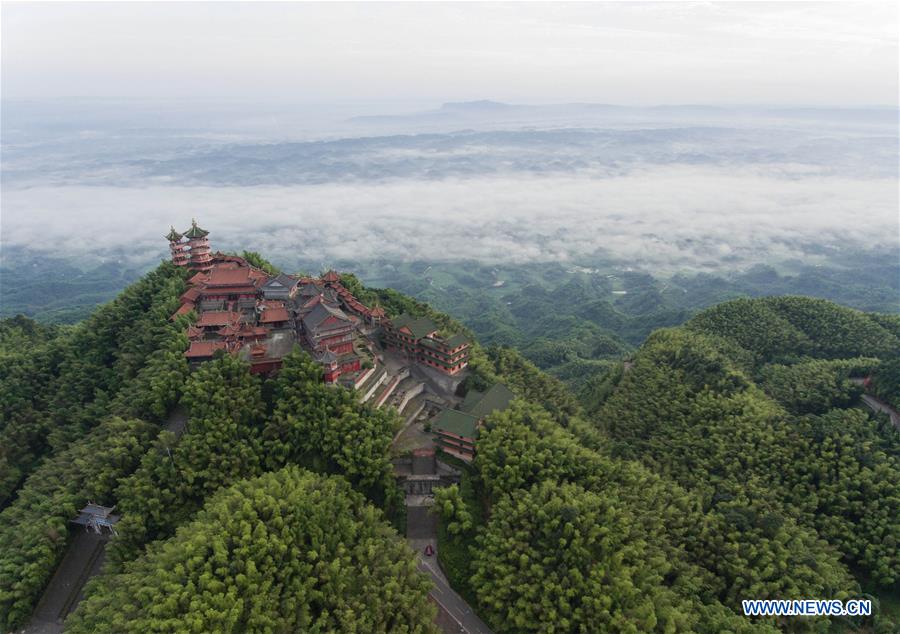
430, 383, 514, 462
166, 227, 190, 267
165, 219, 213, 271
382, 314, 470, 375
184, 220, 213, 272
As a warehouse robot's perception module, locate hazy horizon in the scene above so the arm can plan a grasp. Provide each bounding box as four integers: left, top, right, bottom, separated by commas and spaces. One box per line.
2, 2, 898, 280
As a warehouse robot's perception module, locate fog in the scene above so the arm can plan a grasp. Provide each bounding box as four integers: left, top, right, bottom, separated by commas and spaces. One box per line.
2, 97, 897, 275
2, 164, 896, 273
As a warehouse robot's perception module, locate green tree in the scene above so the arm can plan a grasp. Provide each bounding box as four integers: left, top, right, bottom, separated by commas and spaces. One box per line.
433, 484, 472, 535
0, 418, 158, 630
69, 467, 437, 634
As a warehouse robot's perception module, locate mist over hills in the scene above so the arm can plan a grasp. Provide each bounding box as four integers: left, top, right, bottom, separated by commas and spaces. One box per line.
2, 99, 898, 318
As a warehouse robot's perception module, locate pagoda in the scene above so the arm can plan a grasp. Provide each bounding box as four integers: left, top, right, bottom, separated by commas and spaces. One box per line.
184, 219, 213, 272
166, 226, 190, 267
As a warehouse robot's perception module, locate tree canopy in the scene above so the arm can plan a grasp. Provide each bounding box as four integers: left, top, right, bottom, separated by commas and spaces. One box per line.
69, 467, 437, 634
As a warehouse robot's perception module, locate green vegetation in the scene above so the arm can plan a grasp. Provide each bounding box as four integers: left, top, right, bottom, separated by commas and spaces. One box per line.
109, 348, 404, 568
0, 262, 189, 508
430, 296, 898, 633
238, 250, 280, 275
2, 254, 898, 633
348, 257, 899, 388
262, 349, 402, 508
593, 304, 900, 587
69, 467, 436, 633
870, 357, 900, 410
0, 417, 158, 630
757, 358, 872, 415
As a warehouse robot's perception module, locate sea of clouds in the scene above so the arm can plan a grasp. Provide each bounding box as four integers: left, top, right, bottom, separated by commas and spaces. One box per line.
2, 164, 896, 273
2, 102, 897, 274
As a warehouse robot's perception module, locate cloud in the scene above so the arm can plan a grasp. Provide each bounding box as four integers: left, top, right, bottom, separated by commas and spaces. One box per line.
2, 165, 896, 273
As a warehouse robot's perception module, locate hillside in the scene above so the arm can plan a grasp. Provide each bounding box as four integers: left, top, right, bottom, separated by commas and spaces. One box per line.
4, 248, 898, 394
1, 266, 898, 632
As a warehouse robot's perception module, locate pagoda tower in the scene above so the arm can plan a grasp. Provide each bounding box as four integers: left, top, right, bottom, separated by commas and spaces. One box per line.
166, 226, 190, 267
184, 219, 213, 271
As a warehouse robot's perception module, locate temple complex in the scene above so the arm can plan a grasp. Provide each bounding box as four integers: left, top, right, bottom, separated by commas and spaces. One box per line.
165, 221, 478, 455
383, 314, 471, 374
168, 222, 379, 382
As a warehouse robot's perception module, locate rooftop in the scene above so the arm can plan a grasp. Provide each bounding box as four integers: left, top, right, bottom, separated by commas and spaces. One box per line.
298, 282, 323, 297
185, 341, 229, 358
184, 219, 209, 239
259, 306, 291, 323
392, 313, 439, 340
262, 273, 298, 289
206, 267, 257, 287
303, 302, 351, 332
442, 333, 470, 349
462, 383, 515, 420
172, 303, 195, 319
196, 311, 240, 327
431, 408, 479, 439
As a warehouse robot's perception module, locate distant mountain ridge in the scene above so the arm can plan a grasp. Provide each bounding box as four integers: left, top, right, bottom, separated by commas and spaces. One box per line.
349, 99, 899, 129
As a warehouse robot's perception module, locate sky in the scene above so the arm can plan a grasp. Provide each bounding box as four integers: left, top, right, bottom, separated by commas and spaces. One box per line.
2, 1, 898, 106
1, 2, 897, 277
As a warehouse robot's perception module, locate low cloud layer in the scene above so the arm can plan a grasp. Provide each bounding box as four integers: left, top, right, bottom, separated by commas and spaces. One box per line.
2, 165, 896, 273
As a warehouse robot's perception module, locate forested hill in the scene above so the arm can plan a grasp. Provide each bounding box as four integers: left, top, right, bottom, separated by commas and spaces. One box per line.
1, 262, 898, 632
578, 297, 900, 626
436, 295, 899, 633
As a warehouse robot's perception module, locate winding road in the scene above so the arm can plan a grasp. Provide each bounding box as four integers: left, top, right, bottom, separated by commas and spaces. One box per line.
849, 379, 900, 429
408, 537, 493, 634
860, 394, 900, 429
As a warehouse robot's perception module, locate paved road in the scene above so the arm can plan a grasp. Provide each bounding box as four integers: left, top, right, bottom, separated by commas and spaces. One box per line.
409, 537, 493, 634
21, 407, 189, 633
861, 394, 900, 429
849, 379, 900, 429
22, 531, 108, 634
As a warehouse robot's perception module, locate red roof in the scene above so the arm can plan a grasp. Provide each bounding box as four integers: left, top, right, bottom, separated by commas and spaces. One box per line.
259, 307, 291, 323
171, 302, 195, 319
200, 286, 260, 296
217, 324, 241, 337
186, 325, 203, 339
239, 325, 269, 338
185, 341, 228, 358
206, 267, 255, 287
211, 253, 249, 266
322, 270, 341, 283
196, 311, 240, 327
188, 272, 208, 285
248, 269, 268, 283
180, 287, 201, 303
